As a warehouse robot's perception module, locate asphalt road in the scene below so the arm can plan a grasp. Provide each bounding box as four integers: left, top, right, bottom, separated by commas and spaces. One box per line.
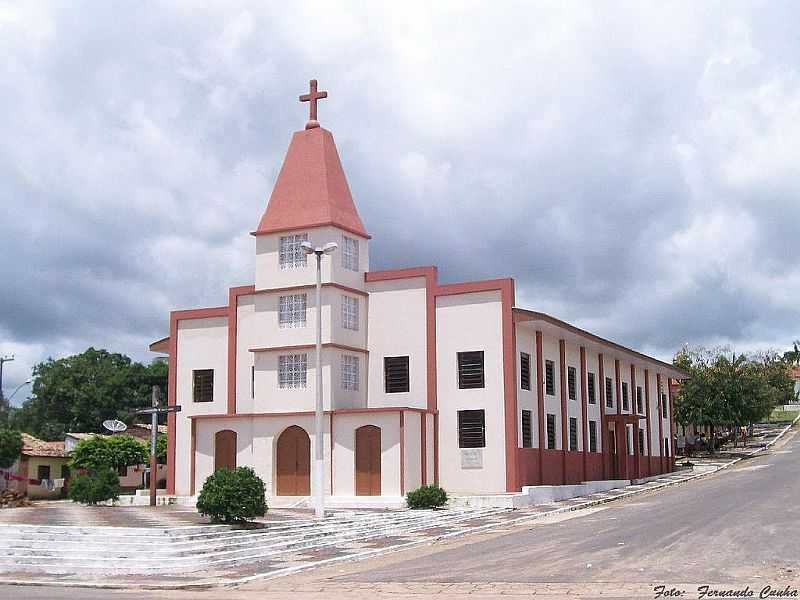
340, 428, 800, 584
3, 428, 797, 599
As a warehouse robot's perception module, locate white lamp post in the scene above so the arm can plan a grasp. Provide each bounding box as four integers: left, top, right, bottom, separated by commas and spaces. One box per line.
7, 379, 31, 402
301, 240, 337, 519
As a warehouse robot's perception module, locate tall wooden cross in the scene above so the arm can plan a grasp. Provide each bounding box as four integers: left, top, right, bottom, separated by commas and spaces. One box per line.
299, 79, 327, 128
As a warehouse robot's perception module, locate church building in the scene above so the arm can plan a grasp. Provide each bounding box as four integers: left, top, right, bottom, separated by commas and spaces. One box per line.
154, 81, 686, 501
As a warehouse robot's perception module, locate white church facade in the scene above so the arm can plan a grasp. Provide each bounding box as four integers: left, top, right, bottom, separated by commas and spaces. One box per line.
154, 81, 686, 500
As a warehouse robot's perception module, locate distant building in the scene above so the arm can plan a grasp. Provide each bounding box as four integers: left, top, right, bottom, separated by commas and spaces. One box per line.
3, 434, 70, 499
153, 82, 685, 500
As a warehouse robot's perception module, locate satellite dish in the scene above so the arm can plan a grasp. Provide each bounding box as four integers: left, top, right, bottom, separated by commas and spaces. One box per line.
102, 419, 128, 433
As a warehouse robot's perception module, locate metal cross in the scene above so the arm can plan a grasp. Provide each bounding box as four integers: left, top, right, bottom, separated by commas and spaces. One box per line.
299, 79, 328, 126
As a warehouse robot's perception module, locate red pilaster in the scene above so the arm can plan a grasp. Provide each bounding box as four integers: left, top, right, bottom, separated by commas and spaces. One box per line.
644, 369, 652, 470
536, 330, 545, 484
580, 346, 588, 481
631, 364, 639, 480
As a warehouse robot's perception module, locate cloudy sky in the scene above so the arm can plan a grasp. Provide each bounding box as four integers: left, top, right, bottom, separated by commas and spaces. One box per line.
1, 1, 798, 401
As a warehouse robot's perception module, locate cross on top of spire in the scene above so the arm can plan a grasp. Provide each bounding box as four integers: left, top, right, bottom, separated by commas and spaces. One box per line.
299, 79, 328, 130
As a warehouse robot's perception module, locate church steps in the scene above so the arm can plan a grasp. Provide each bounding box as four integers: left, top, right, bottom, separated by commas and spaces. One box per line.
0, 507, 509, 575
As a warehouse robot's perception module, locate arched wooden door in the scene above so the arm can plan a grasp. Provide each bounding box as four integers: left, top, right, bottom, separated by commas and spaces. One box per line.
276, 426, 311, 496
214, 430, 237, 472
355, 425, 381, 496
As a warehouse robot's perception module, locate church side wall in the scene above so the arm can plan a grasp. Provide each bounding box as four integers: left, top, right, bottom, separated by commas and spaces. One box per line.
436, 290, 506, 494
365, 277, 428, 410
174, 316, 229, 496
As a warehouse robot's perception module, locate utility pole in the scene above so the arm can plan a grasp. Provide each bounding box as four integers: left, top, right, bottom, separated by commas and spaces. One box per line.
0, 355, 14, 399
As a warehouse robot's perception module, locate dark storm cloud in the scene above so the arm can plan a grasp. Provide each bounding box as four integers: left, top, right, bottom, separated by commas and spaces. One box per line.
1, 1, 799, 397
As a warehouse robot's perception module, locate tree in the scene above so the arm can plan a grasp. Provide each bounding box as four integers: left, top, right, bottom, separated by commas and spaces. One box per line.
70, 434, 148, 474
0, 429, 23, 469
8, 348, 167, 441
156, 432, 167, 463
784, 341, 800, 367
674, 346, 788, 453
68, 468, 120, 505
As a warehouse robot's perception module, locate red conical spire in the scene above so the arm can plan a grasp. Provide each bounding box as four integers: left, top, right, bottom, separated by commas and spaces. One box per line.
253, 81, 369, 239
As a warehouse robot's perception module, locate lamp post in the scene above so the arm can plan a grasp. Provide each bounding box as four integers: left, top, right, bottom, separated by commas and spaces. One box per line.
301, 240, 337, 519
7, 379, 32, 402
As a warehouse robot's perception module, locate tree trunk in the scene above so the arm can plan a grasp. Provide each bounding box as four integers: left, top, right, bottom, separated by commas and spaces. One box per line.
708, 424, 715, 455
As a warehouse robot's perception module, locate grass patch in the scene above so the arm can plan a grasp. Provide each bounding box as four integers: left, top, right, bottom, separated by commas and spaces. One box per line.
769, 409, 800, 423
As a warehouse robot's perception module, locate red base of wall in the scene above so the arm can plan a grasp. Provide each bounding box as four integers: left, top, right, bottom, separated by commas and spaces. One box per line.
517, 448, 673, 489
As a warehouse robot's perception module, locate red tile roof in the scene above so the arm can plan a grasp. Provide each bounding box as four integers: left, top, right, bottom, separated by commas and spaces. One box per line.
253, 127, 369, 239
20, 433, 68, 458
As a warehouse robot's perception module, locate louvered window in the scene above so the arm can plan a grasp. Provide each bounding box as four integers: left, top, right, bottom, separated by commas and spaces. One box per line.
520, 352, 531, 390
278, 354, 307, 389
545, 360, 555, 396
622, 382, 630, 411
605, 377, 614, 408
589, 420, 597, 452
546, 414, 556, 449
341, 295, 359, 331
639, 429, 645, 455
279, 293, 307, 329
279, 234, 308, 269
458, 410, 485, 448
341, 355, 359, 391
521, 410, 533, 448
193, 369, 214, 403
341, 235, 359, 271
661, 393, 668, 418
568, 366, 577, 401
569, 417, 578, 451
457, 351, 485, 389
636, 386, 643, 414
384, 356, 409, 393
587, 373, 596, 404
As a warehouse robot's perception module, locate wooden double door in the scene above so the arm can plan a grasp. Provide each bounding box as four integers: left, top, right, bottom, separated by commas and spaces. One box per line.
276, 426, 311, 496
355, 425, 381, 496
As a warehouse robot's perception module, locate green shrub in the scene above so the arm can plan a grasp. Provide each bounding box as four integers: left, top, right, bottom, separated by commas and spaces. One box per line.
406, 484, 448, 509
0, 429, 23, 469
196, 466, 267, 524
68, 468, 120, 505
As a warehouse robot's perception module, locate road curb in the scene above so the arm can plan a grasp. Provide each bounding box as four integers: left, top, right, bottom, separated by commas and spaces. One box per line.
1, 419, 795, 591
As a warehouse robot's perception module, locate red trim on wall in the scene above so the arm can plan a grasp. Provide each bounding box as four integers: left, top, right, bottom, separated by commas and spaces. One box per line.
657, 372, 665, 473
433, 412, 439, 485
598, 353, 607, 479
165, 305, 229, 495
630, 364, 639, 479
668, 378, 675, 471
559, 339, 568, 482
501, 280, 518, 492
251, 221, 372, 240
399, 411, 405, 495
252, 282, 368, 298
644, 369, 652, 462
420, 413, 427, 485
190, 419, 197, 495
580, 346, 588, 481
249, 342, 368, 354
535, 330, 545, 484
365, 266, 437, 283
329, 413, 334, 496
188, 406, 436, 420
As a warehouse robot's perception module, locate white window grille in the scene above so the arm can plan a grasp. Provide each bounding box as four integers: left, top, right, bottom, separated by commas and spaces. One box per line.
341, 355, 359, 391
278, 294, 307, 329
278, 354, 307, 389
279, 234, 308, 270
341, 235, 359, 271
341, 295, 359, 331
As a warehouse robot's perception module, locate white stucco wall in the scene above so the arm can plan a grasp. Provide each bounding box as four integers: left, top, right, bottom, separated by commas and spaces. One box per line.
515, 325, 538, 448
254, 226, 369, 291
436, 290, 506, 494
366, 277, 428, 410
403, 411, 422, 492
174, 316, 229, 496
541, 335, 562, 449
331, 412, 401, 497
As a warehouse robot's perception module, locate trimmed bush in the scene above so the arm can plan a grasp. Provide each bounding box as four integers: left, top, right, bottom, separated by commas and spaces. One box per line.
68, 468, 120, 505
196, 466, 267, 524
406, 484, 448, 509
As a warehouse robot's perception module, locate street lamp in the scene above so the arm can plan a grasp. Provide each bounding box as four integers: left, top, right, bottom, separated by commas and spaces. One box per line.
301, 240, 337, 519
7, 379, 31, 402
